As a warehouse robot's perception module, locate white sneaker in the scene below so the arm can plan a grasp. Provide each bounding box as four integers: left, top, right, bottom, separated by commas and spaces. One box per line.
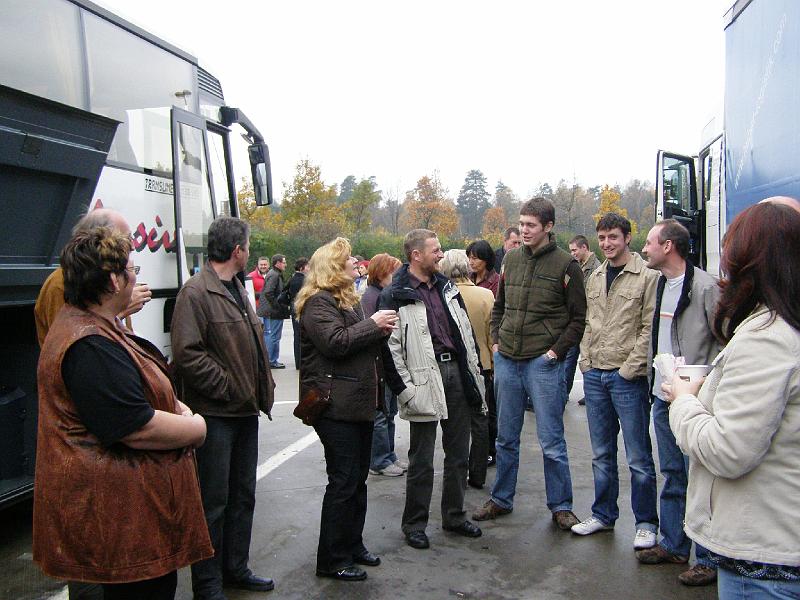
394, 459, 409, 472
371, 463, 404, 477
633, 528, 657, 549
571, 516, 614, 536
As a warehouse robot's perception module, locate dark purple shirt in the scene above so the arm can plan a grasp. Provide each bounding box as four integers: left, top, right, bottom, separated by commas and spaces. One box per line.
408, 272, 456, 355
470, 269, 499, 298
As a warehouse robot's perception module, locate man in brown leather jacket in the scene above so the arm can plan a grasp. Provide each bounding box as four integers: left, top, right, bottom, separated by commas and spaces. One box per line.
171, 216, 275, 600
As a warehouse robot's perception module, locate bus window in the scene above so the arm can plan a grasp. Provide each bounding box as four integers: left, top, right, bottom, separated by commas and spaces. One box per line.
0, 0, 86, 109
662, 155, 694, 216
84, 12, 195, 174
208, 130, 233, 217
175, 122, 214, 278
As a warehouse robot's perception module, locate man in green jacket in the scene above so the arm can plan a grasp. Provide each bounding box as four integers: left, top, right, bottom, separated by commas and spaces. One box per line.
473, 198, 586, 530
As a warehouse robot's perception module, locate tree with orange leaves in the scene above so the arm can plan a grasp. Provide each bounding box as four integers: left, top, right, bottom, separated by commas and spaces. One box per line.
402, 174, 458, 237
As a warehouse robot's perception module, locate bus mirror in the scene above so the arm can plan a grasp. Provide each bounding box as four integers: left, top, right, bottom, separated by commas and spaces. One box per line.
248, 142, 273, 206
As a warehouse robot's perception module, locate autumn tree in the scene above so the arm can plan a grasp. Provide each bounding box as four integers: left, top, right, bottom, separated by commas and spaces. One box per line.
456, 169, 491, 237
342, 177, 381, 235
337, 175, 357, 205
594, 184, 638, 234
481, 206, 507, 248
281, 159, 342, 239
552, 178, 583, 231
620, 179, 655, 231
494, 180, 520, 223
402, 174, 458, 237
237, 177, 280, 231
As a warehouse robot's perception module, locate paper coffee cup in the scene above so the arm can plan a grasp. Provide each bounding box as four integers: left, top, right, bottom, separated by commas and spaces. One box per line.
674, 365, 711, 383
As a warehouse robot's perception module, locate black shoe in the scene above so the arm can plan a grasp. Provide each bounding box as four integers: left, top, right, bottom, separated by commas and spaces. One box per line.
316, 566, 367, 581
487, 455, 496, 467
223, 573, 275, 592
443, 520, 482, 538
578, 397, 586, 406
468, 478, 484, 490
405, 530, 430, 549
353, 550, 381, 567
270, 362, 285, 369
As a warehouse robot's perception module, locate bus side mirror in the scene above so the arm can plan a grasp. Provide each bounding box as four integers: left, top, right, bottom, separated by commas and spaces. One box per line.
248, 142, 273, 206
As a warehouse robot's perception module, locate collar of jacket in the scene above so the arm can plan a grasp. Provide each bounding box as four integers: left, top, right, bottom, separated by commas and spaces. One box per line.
201, 262, 246, 305
655, 264, 696, 319
390, 263, 454, 302
521, 232, 558, 259
596, 251, 648, 276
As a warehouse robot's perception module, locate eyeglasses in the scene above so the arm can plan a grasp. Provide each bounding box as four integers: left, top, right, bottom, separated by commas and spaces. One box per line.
126, 265, 141, 275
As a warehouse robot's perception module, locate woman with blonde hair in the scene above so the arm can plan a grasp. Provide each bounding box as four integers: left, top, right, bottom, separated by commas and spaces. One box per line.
440, 249, 495, 488
296, 238, 397, 581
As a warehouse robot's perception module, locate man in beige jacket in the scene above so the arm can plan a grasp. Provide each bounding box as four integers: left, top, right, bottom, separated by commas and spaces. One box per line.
572, 213, 660, 551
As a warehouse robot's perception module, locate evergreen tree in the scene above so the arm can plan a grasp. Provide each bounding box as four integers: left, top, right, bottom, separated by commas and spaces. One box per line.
455, 169, 491, 237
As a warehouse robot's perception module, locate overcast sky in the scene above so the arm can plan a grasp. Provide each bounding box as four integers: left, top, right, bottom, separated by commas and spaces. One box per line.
99, 0, 733, 201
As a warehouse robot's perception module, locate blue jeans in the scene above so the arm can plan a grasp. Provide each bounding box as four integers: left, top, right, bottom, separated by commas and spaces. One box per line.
563, 345, 580, 395
718, 568, 800, 599
652, 397, 712, 565
583, 369, 658, 531
491, 352, 572, 512
265, 317, 284, 364
370, 386, 398, 470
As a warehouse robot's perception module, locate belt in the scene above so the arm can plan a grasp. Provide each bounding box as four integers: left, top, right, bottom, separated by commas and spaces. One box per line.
436, 352, 453, 362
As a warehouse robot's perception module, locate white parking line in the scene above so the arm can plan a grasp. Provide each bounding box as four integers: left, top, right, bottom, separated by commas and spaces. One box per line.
47, 587, 68, 599
256, 430, 319, 481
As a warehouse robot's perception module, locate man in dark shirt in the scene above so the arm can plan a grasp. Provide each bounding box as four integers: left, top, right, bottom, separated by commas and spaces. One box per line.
171, 217, 275, 599
380, 229, 486, 550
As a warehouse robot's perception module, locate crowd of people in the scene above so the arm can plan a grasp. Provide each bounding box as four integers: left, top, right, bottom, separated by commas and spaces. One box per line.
30, 195, 800, 600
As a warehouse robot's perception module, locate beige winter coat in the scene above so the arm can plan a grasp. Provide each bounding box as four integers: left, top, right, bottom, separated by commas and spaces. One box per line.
579, 252, 658, 380
670, 307, 800, 566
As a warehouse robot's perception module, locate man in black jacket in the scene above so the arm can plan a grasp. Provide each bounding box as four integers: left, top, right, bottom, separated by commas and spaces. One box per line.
258, 254, 287, 368
278, 257, 309, 369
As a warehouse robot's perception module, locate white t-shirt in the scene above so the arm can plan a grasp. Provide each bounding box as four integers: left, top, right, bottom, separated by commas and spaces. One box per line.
653, 274, 684, 400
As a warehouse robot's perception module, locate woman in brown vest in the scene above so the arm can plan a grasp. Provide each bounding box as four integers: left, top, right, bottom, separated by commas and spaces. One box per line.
33, 228, 212, 600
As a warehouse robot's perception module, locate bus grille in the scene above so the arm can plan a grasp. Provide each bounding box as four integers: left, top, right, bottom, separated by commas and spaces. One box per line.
198, 67, 225, 102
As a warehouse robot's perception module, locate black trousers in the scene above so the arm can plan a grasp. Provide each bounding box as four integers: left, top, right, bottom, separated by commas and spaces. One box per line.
102, 571, 177, 600
313, 417, 373, 573
291, 315, 301, 369
469, 370, 496, 485
402, 360, 471, 533
67, 582, 103, 600
191, 415, 259, 599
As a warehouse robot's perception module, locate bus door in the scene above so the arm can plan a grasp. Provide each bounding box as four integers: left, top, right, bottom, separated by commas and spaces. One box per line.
656, 151, 703, 268
171, 107, 217, 286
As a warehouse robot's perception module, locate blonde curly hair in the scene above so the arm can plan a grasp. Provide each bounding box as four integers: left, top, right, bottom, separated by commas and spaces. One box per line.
294, 237, 360, 318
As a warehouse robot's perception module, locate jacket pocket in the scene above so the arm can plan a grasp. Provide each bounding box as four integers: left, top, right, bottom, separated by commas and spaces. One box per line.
405, 368, 437, 416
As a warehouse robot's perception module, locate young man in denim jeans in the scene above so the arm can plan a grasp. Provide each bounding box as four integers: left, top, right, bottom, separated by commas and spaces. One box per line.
472, 197, 586, 531
572, 212, 659, 550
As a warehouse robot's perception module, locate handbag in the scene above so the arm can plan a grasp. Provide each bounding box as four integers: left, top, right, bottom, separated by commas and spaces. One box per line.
293, 386, 330, 426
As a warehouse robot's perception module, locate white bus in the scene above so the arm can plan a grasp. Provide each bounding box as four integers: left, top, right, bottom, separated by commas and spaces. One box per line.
0, 0, 272, 507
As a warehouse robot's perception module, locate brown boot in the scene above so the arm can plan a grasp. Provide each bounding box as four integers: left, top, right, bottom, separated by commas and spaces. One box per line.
635, 544, 689, 564
472, 500, 512, 521
552, 510, 580, 530
678, 565, 717, 586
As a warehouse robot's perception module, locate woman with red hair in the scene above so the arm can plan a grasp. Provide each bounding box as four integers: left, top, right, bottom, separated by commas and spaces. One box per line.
664, 201, 800, 599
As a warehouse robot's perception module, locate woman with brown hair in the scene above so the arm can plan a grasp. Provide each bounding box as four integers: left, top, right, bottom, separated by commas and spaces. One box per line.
664, 201, 800, 599
295, 238, 397, 581
33, 227, 211, 600
360, 253, 406, 477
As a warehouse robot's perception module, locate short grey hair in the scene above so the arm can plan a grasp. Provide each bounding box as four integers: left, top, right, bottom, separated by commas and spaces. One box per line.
439, 249, 470, 281
71, 210, 115, 235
